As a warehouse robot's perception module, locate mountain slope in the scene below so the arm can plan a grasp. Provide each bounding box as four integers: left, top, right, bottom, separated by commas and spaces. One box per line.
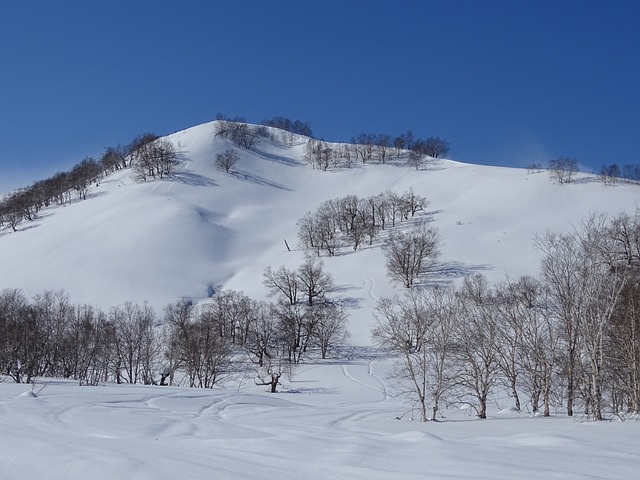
1, 121, 638, 343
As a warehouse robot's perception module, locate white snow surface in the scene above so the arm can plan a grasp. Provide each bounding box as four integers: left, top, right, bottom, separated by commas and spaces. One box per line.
3, 364, 640, 480
2, 121, 640, 478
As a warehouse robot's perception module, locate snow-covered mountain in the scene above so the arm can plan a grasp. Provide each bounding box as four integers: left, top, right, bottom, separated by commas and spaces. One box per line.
3, 121, 640, 480
1, 120, 638, 343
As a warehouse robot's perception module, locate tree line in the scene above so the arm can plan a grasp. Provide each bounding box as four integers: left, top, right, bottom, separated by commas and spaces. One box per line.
0, 132, 179, 233
599, 163, 640, 185
303, 131, 450, 171
297, 189, 430, 256
0, 257, 348, 393
530, 156, 640, 187
374, 210, 640, 421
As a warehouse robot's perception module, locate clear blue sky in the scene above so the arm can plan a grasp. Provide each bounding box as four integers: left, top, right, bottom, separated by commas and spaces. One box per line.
1, 0, 639, 193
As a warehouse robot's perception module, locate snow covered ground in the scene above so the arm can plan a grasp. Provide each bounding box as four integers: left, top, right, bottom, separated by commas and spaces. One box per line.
2, 121, 640, 478
3, 358, 640, 479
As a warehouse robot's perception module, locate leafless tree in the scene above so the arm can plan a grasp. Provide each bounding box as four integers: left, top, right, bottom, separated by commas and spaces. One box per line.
215, 119, 263, 150
164, 300, 232, 388
452, 275, 501, 419
215, 149, 239, 173
421, 137, 450, 158
304, 139, 332, 171
109, 303, 158, 385
384, 222, 440, 287
311, 302, 349, 359
351, 133, 376, 164
407, 150, 425, 170
373, 292, 431, 421
373, 287, 457, 421
245, 301, 280, 368
600, 164, 621, 185
264, 265, 300, 306
536, 230, 587, 416
134, 139, 178, 181
548, 156, 579, 184
0, 289, 34, 383
210, 289, 254, 345
374, 134, 392, 164
297, 256, 333, 307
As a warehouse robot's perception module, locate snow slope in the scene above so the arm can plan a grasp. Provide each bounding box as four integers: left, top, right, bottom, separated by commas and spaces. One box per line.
1, 121, 638, 341
2, 121, 640, 479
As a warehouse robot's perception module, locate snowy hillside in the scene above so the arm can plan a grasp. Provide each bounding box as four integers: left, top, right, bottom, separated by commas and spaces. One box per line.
1, 120, 638, 342
2, 121, 640, 480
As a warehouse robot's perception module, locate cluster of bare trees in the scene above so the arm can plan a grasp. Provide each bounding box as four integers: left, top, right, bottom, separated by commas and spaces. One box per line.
599, 163, 640, 185
0, 259, 349, 392
214, 115, 268, 150
260, 257, 349, 391
297, 189, 429, 255
350, 131, 450, 165
303, 131, 450, 171
0, 290, 160, 386
0, 157, 104, 232
214, 114, 451, 165
261, 116, 313, 137
374, 211, 640, 421
101, 133, 159, 173
0, 132, 178, 233
304, 139, 340, 171
132, 139, 178, 181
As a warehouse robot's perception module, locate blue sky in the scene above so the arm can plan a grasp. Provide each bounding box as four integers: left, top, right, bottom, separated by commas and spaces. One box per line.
1, 0, 639, 193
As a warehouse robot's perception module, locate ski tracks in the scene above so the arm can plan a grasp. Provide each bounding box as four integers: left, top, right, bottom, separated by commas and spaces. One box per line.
340, 362, 388, 402
360, 276, 379, 303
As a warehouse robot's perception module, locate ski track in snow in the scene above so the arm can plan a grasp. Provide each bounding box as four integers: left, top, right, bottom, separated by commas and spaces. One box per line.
360, 276, 379, 302
340, 363, 386, 403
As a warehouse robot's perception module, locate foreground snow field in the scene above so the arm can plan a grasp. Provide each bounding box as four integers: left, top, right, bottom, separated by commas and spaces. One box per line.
3, 356, 640, 480
2, 121, 640, 478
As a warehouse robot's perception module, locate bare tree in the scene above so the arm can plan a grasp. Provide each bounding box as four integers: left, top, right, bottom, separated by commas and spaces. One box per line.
536, 230, 586, 416
304, 139, 332, 171
373, 287, 456, 421
297, 256, 333, 307
452, 275, 501, 419
548, 156, 579, 184
134, 139, 178, 181
311, 302, 349, 359
492, 276, 559, 414
264, 265, 300, 306
374, 134, 391, 164
210, 289, 254, 344
576, 216, 628, 420
164, 300, 232, 388
407, 150, 425, 170
384, 222, 440, 287
422, 137, 450, 158
600, 164, 621, 185
110, 303, 157, 384
373, 292, 431, 421
351, 133, 376, 164
215, 120, 263, 150
215, 149, 239, 173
